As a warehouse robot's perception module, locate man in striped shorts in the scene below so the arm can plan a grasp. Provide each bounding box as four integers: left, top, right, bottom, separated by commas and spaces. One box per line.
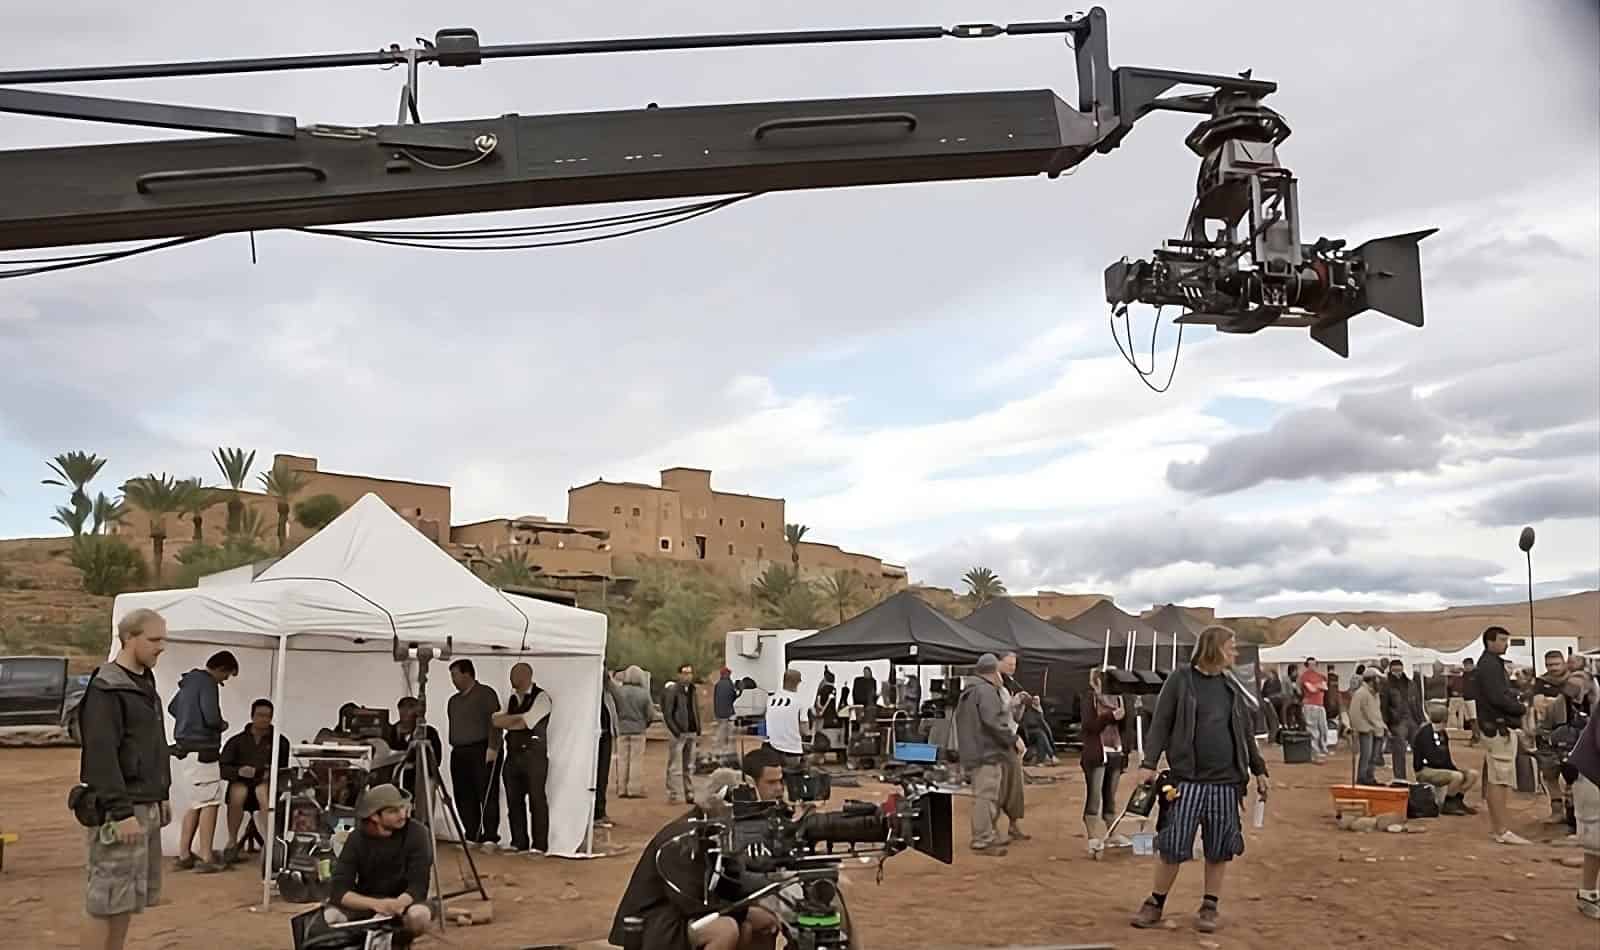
1130, 625, 1270, 935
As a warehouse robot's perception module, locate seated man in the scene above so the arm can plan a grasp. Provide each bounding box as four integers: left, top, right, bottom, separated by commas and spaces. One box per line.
325, 784, 433, 938
1413, 702, 1479, 815
220, 698, 290, 865
610, 767, 779, 950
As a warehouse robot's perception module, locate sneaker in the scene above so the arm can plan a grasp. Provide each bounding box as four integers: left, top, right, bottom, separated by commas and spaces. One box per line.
595, 818, 615, 829
1195, 901, 1220, 933
1130, 898, 1165, 929
221, 843, 242, 866
1494, 830, 1532, 846
1007, 825, 1032, 841
174, 854, 196, 871
480, 841, 499, 854
193, 860, 226, 874
1106, 834, 1133, 848
969, 845, 1008, 857
1577, 890, 1600, 920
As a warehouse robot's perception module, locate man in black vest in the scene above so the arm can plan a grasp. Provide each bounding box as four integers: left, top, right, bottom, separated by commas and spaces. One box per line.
493, 661, 554, 854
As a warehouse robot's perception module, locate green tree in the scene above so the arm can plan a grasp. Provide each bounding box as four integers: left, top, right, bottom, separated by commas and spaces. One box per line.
90, 493, 128, 535
751, 564, 798, 610
818, 569, 865, 624
176, 478, 219, 543
784, 523, 809, 573
212, 447, 256, 534
962, 566, 1006, 607
51, 504, 89, 537
257, 461, 310, 550
766, 582, 823, 629
485, 549, 536, 588
234, 506, 269, 543
121, 474, 185, 583
294, 493, 345, 531
174, 536, 272, 587
69, 535, 148, 596
42, 451, 108, 527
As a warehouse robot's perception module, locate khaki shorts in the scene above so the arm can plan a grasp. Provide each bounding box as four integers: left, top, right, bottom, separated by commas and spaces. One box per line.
1573, 775, 1600, 857
1483, 729, 1517, 787
178, 757, 224, 810
85, 802, 163, 918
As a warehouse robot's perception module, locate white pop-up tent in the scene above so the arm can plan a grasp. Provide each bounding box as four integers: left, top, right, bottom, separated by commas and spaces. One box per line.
109, 493, 607, 903
1261, 619, 1436, 679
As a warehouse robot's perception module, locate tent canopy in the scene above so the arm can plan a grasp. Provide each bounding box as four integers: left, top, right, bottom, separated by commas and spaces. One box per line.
1259, 619, 1436, 673
963, 598, 1100, 662
787, 591, 1011, 665
111, 493, 606, 860
1144, 604, 1208, 644
1057, 599, 1162, 648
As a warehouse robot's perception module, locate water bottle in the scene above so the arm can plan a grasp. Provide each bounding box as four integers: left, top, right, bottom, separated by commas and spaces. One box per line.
1252, 796, 1266, 829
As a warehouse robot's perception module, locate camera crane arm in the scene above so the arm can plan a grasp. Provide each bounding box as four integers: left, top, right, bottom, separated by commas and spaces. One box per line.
0, 9, 1433, 356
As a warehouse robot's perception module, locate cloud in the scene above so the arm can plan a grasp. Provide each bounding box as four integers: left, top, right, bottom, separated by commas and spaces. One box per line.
1426, 232, 1587, 291
1467, 475, 1600, 527
1165, 388, 1446, 495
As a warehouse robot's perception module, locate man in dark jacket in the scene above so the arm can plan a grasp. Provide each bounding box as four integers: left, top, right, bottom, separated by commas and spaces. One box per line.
1413, 702, 1478, 815
78, 608, 172, 950
1132, 626, 1269, 935
1381, 660, 1420, 780
662, 664, 702, 805
1472, 626, 1531, 845
323, 784, 433, 937
167, 649, 237, 872
955, 654, 1015, 856
219, 697, 290, 865
712, 668, 740, 759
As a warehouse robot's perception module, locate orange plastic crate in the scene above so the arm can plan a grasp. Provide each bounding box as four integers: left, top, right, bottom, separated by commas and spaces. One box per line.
1330, 784, 1409, 817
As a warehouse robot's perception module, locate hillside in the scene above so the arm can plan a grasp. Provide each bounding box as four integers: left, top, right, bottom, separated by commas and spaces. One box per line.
1236, 589, 1600, 651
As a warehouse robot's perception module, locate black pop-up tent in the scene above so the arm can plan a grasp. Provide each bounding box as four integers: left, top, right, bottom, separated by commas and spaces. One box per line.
787, 590, 1012, 665
963, 598, 1101, 662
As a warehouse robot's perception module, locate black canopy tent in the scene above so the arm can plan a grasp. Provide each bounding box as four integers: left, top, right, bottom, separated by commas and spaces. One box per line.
964, 598, 1101, 662
786, 590, 1013, 665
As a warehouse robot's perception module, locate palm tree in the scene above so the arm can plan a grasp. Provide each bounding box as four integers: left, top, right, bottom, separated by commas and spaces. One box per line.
51, 504, 89, 537
91, 493, 128, 536
751, 564, 797, 610
42, 451, 108, 514
784, 523, 809, 574
234, 507, 269, 542
962, 566, 1007, 608
212, 447, 256, 534
818, 569, 865, 624
121, 474, 185, 582
486, 549, 536, 588
176, 479, 217, 543
257, 462, 311, 550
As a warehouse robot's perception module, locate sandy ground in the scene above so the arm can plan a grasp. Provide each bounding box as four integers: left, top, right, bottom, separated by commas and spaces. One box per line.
2, 737, 1596, 950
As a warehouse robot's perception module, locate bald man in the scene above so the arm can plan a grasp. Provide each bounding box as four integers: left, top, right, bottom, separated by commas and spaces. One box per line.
492, 662, 555, 854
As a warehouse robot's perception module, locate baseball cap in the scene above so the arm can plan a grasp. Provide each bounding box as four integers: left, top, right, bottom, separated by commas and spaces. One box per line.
357, 783, 410, 819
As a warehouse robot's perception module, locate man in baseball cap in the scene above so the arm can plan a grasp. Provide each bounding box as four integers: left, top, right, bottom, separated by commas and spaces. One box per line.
323, 784, 433, 936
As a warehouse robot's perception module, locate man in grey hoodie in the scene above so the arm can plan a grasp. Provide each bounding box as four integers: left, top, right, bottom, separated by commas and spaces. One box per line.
167, 650, 238, 872
955, 653, 1016, 856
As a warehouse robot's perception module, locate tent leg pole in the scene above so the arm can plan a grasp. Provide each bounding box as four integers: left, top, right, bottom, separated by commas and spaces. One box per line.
262, 635, 288, 909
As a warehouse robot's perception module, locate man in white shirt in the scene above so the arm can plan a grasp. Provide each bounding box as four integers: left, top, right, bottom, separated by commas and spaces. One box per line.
764, 668, 810, 766
491, 662, 554, 854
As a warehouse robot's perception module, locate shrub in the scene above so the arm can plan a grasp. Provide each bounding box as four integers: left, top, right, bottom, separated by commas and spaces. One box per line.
293, 493, 346, 531
69, 536, 149, 596
174, 537, 273, 587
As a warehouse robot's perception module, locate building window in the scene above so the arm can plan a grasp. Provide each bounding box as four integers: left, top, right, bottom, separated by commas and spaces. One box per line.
728, 543, 735, 556
632, 507, 641, 517
664, 505, 672, 517
739, 519, 746, 529
718, 517, 724, 526
760, 521, 765, 530
757, 545, 764, 559
659, 538, 671, 551
613, 505, 622, 515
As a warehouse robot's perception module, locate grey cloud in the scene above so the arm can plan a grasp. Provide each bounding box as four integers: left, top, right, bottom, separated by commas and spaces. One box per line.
1427, 233, 1587, 291
1467, 475, 1600, 527
1166, 388, 1445, 495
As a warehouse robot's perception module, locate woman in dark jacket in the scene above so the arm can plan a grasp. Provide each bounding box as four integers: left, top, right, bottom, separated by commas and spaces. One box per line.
1081, 668, 1128, 855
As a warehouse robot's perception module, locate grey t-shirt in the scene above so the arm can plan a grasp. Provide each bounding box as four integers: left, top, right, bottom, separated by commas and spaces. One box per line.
446, 682, 502, 748
1189, 670, 1241, 784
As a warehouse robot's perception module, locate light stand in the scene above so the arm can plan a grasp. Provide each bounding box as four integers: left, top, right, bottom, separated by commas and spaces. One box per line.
1518, 527, 1537, 663
392, 636, 489, 927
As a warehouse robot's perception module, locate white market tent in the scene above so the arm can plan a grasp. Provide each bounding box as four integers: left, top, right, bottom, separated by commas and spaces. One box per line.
110, 493, 607, 902
1260, 619, 1436, 680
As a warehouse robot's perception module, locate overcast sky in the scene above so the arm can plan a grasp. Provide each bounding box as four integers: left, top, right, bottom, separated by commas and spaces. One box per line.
2, 1, 1596, 616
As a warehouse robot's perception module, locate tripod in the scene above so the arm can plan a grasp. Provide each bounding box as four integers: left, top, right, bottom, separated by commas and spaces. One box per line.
393, 639, 489, 920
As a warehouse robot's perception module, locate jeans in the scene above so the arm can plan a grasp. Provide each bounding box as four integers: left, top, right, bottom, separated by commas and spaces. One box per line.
1083, 760, 1123, 821
617, 734, 646, 797
503, 740, 548, 852
1357, 733, 1380, 785
1388, 720, 1415, 780
666, 734, 696, 803
450, 742, 500, 843
1304, 705, 1329, 757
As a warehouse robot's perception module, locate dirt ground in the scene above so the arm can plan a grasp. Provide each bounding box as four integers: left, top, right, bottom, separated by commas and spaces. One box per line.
2, 737, 1596, 950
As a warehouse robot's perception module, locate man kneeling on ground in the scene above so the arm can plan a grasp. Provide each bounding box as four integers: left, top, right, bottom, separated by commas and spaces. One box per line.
609, 767, 780, 949
1413, 702, 1478, 815
324, 784, 433, 938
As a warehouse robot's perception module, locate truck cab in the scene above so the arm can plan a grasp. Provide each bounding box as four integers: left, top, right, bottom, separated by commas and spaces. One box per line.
0, 655, 89, 741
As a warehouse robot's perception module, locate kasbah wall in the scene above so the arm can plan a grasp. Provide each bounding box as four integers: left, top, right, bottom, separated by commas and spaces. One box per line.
112, 453, 906, 596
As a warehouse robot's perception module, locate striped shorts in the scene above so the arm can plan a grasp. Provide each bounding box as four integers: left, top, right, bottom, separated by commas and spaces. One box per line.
1155, 781, 1245, 864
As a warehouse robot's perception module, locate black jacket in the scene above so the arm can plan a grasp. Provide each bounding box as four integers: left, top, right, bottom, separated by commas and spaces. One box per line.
1471, 651, 1526, 734
1412, 723, 1457, 773
1142, 666, 1268, 791
1380, 673, 1420, 728
219, 727, 290, 782
609, 808, 718, 947
662, 682, 700, 737
78, 662, 172, 821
